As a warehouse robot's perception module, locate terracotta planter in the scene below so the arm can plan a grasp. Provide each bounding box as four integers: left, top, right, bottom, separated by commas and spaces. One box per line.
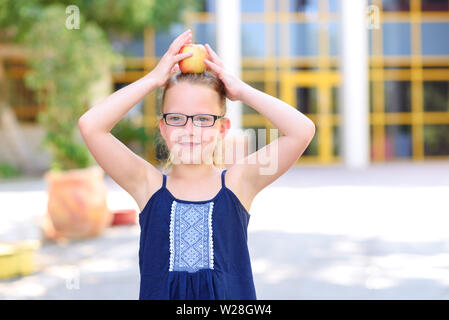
43, 165, 112, 241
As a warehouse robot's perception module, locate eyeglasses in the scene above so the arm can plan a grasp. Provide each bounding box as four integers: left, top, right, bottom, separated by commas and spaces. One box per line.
162, 112, 224, 127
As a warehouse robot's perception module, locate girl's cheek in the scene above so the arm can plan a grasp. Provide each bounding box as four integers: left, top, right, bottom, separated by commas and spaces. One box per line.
202, 127, 220, 144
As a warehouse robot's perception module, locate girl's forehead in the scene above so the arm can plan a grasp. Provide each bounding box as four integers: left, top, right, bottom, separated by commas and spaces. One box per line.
164, 83, 222, 114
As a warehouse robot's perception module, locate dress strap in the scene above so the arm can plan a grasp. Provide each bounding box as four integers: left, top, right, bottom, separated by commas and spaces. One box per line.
221, 169, 227, 189
162, 173, 167, 188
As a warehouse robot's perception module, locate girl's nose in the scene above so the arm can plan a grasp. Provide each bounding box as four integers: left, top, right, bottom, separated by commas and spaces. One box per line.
184, 118, 203, 139
185, 117, 195, 131
185, 118, 201, 133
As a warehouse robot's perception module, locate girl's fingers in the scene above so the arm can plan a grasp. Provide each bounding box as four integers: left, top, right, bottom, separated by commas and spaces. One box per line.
174, 52, 193, 63
170, 64, 180, 74
205, 44, 224, 68
204, 58, 222, 77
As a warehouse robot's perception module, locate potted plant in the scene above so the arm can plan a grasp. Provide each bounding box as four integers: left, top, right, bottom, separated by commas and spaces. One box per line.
1, 0, 200, 240
21, 6, 120, 240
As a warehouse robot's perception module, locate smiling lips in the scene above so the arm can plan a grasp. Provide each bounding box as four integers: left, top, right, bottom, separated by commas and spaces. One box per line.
179, 141, 201, 147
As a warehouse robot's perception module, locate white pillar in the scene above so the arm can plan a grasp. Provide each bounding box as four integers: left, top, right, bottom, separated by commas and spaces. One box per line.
216, 0, 242, 131
217, 0, 248, 167
340, 0, 370, 169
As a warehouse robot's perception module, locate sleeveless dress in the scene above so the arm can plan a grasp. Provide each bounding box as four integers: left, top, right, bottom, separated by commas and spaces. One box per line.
138, 169, 257, 300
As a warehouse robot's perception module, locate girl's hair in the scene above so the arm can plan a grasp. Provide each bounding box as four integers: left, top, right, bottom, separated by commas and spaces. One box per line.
155, 71, 227, 174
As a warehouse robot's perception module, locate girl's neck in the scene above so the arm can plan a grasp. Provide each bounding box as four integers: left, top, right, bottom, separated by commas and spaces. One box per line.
168, 164, 221, 180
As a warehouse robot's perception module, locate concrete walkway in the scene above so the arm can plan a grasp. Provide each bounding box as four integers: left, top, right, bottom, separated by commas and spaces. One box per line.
1, 161, 449, 299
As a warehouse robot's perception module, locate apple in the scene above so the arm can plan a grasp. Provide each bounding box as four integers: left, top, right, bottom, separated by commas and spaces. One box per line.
178, 44, 209, 74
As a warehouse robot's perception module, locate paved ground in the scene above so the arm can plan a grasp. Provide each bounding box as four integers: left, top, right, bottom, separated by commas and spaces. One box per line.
1, 161, 449, 299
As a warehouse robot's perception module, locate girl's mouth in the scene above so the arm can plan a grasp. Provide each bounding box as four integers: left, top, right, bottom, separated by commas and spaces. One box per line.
179, 142, 201, 148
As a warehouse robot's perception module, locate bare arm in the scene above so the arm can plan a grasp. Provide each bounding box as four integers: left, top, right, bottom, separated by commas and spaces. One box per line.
78, 74, 161, 208
78, 29, 193, 209
237, 83, 315, 192
204, 44, 315, 199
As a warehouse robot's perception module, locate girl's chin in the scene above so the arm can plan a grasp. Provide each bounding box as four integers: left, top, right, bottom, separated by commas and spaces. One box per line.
173, 153, 214, 165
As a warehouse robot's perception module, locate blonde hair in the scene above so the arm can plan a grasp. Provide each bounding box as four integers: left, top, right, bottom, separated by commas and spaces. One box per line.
155, 72, 227, 174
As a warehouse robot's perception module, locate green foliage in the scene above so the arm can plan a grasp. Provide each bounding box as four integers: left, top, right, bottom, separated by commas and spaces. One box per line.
22, 4, 121, 171
0, 0, 201, 39
52, 0, 201, 34
111, 117, 152, 153
0, 0, 198, 172
0, 162, 22, 179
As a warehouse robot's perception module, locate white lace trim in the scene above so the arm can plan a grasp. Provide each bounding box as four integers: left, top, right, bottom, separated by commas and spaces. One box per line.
208, 201, 214, 269
168, 200, 177, 272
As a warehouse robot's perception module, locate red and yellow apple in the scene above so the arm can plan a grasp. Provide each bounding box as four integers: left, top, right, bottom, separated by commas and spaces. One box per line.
178, 44, 209, 74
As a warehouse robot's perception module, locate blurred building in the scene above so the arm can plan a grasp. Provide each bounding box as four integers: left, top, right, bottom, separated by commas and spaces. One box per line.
3, 0, 449, 171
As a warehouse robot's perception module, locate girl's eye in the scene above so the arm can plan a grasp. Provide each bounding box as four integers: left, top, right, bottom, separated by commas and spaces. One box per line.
199, 117, 208, 122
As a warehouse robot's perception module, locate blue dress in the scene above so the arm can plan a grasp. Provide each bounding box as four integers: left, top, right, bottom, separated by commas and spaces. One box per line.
138, 169, 257, 300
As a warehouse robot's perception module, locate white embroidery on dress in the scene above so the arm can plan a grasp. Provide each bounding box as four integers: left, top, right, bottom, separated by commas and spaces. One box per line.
208, 202, 214, 269
168, 200, 214, 273
169, 200, 176, 271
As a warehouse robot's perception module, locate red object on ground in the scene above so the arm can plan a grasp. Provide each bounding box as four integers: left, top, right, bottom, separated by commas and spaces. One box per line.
110, 209, 137, 226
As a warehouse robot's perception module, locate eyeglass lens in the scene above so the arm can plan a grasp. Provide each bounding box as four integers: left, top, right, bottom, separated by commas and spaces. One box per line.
166, 114, 215, 127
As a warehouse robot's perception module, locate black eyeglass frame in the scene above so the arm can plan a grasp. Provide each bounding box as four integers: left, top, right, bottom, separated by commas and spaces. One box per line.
162, 112, 225, 127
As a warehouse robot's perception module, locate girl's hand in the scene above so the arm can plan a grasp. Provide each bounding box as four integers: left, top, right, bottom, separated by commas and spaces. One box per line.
203, 44, 247, 101
149, 29, 194, 87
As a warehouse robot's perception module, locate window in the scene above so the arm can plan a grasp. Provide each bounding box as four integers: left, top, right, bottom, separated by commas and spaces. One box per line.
111, 32, 144, 57
296, 87, 318, 113
289, 0, 319, 12
242, 0, 264, 12
422, 23, 449, 55
331, 87, 339, 114
383, 23, 411, 55
384, 81, 411, 113
332, 125, 340, 156
194, 23, 216, 49
329, 0, 340, 12
422, 0, 449, 11
424, 125, 449, 156
423, 81, 449, 112
242, 23, 265, 57
155, 23, 184, 57
329, 22, 340, 56
385, 125, 412, 158
198, 0, 216, 12
382, 0, 410, 11
290, 23, 319, 56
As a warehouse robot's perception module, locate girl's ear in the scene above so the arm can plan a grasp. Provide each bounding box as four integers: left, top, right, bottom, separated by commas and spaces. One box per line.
220, 117, 231, 135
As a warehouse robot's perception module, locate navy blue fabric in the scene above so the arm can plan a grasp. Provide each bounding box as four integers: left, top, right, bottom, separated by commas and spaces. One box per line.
138, 169, 257, 300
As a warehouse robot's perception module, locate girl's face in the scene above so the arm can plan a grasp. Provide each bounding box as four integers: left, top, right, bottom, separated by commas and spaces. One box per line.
160, 82, 230, 165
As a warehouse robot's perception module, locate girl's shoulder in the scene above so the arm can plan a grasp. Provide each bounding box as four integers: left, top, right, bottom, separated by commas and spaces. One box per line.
223, 166, 257, 214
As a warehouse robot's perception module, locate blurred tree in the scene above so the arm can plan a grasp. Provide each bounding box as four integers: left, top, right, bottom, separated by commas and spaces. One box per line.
0, 0, 200, 40
0, 0, 199, 171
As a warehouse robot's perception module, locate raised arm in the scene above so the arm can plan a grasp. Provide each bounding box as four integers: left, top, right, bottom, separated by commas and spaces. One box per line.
237, 83, 315, 191
203, 44, 315, 198
78, 29, 194, 210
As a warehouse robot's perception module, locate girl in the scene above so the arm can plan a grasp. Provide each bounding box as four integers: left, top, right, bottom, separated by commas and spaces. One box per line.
78, 29, 315, 300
